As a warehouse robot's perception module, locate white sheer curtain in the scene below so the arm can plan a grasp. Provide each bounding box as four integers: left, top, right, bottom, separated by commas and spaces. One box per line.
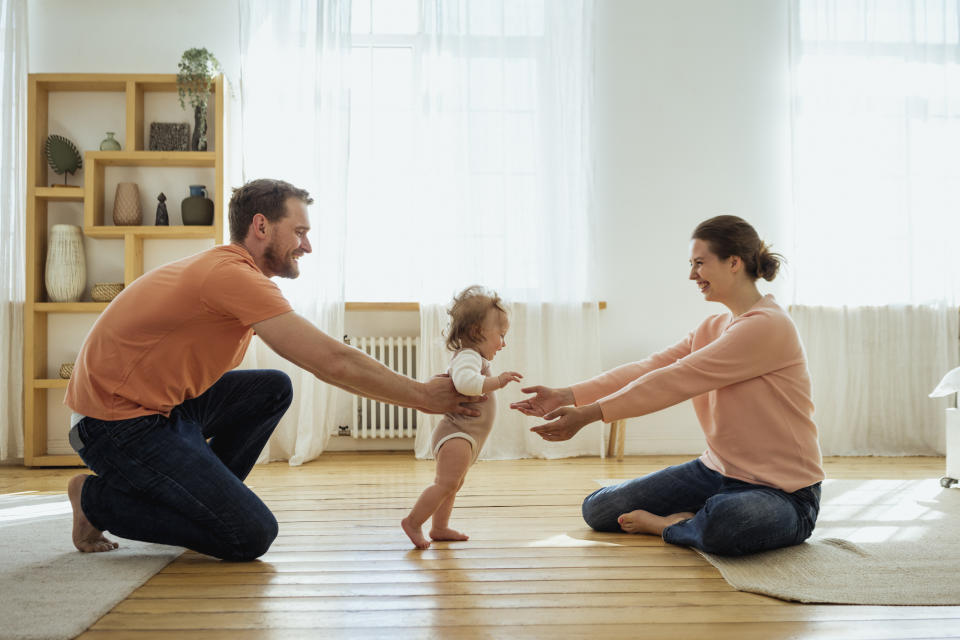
409, 0, 602, 459
793, 304, 956, 455
789, 0, 960, 454
239, 0, 600, 461
345, 0, 594, 305
0, 0, 26, 463
239, 0, 350, 465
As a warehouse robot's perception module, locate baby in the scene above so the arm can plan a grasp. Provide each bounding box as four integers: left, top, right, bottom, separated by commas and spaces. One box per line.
401, 285, 522, 549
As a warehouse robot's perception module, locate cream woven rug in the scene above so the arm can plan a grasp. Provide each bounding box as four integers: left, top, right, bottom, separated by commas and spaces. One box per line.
699, 478, 960, 604
0, 493, 182, 640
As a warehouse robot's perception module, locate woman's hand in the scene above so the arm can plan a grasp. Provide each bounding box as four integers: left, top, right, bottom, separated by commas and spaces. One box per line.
510, 385, 575, 417
530, 403, 603, 442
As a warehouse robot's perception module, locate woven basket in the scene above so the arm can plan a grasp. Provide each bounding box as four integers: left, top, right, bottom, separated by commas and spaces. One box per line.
58, 363, 74, 379
92, 282, 124, 302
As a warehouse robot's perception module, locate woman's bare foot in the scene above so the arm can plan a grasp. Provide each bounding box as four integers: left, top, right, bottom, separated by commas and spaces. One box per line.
617, 510, 695, 535
429, 526, 469, 542
68, 474, 118, 553
401, 517, 431, 549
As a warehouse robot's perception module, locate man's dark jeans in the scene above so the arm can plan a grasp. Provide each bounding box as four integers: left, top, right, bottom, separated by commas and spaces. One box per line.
581, 458, 821, 556
72, 370, 293, 561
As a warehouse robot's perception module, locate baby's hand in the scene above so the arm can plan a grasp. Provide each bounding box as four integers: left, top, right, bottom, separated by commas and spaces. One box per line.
498, 371, 523, 388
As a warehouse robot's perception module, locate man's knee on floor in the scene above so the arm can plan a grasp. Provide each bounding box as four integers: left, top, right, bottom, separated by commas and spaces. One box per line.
263, 370, 293, 406
222, 512, 279, 561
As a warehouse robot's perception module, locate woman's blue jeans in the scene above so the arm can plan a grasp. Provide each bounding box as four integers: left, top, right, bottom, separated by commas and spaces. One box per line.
72, 370, 293, 561
581, 459, 821, 556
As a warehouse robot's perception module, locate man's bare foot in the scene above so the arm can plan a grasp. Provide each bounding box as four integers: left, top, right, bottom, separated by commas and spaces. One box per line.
429, 526, 469, 542
68, 474, 118, 553
401, 517, 431, 549
617, 510, 695, 535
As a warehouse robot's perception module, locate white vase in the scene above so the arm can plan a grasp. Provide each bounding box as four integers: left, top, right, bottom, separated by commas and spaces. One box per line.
45, 224, 86, 302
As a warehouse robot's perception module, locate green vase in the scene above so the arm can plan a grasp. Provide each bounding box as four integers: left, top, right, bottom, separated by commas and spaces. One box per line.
99, 132, 121, 151
181, 184, 214, 225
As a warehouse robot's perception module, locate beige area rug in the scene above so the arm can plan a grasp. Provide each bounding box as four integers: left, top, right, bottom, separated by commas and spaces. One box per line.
699, 478, 960, 605
0, 493, 182, 640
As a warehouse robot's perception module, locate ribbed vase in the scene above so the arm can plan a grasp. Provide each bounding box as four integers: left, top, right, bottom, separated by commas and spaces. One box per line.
113, 182, 142, 225
45, 224, 86, 302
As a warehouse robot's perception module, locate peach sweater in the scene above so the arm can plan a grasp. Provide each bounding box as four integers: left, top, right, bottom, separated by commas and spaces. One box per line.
572, 295, 824, 493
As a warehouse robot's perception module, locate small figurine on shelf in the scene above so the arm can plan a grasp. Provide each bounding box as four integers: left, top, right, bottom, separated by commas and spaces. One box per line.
155, 192, 169, 226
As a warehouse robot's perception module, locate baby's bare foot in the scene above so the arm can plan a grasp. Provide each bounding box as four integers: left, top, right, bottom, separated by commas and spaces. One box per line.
617, 510, 695, 535
429, 527, 469, 542
68, 474, 118, 553
401, 517, 431, 549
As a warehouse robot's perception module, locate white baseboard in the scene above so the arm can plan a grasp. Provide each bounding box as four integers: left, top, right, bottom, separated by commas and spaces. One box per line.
325, 436, 416, 451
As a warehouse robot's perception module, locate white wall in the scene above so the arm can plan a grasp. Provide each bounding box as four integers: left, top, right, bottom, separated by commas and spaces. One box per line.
593, 0, 792, 453
28, 0, 243, 189
28, 0, 793, 455
28, 1, 240, 77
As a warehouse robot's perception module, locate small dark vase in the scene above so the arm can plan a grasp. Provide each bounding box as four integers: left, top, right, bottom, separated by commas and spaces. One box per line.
181, 185, 214, 225
191, 104, 208, 151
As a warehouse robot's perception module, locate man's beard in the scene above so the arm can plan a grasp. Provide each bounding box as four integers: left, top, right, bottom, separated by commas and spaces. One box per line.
264, 242, 300, 278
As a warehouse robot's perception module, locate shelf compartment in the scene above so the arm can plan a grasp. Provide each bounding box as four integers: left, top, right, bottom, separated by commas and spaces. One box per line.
85, 151, 218, 229
33, 379, 70, 389
34, 186, 84, 201
88, 150, 216, 167
32, 302, 110, 313
83, 225, 216, 239
31, 73, 201, 93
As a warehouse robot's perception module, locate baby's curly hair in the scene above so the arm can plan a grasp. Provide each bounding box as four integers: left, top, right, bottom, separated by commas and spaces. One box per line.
444, 285, 507, 352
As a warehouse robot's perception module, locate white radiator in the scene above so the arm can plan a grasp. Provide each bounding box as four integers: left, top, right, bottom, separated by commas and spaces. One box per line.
348, 335, 419, 439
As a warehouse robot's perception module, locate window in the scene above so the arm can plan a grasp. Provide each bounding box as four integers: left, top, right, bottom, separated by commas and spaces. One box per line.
344, 0, 567, 301
790, 0, 960, 305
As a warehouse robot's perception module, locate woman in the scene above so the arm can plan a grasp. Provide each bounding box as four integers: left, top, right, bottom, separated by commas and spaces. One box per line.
511, 215, 823, 556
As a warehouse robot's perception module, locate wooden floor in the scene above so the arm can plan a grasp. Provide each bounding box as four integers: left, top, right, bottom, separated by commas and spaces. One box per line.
3, 454, 958, 639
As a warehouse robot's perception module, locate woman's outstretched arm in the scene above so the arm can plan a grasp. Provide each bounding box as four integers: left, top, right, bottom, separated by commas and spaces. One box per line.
569, 333, 693, 406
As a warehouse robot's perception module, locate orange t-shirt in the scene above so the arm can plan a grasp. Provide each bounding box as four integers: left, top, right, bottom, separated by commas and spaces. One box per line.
571, 295, 824, 493
65, 244, 292, 420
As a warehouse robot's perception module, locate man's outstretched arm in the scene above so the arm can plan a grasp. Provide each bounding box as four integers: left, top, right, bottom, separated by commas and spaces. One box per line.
253, 311, 480, 416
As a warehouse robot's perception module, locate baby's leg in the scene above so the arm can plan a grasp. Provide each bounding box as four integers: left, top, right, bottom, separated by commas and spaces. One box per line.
430, 476, 468, 542
401, 438, 472, 549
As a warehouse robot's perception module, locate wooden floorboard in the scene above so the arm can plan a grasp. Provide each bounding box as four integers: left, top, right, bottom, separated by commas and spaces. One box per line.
2, 453, 952, 639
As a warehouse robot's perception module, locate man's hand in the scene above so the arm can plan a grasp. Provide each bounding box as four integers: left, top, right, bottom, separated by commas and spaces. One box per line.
530, 403, 603, 442
421, 375, 484, 417
255, 312, 484, 415
510, 385, 574, 417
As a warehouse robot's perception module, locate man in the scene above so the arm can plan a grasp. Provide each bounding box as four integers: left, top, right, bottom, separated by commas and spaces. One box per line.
64, 178, 477, 561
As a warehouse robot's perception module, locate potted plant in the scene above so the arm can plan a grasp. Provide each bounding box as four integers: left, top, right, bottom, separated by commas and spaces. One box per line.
176, 48, 221, 151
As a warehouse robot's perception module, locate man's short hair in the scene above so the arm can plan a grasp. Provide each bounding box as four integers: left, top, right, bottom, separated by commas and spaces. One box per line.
228, 179, 313, 243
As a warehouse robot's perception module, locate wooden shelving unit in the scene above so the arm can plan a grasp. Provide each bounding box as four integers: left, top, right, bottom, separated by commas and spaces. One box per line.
23, 73, 227, 467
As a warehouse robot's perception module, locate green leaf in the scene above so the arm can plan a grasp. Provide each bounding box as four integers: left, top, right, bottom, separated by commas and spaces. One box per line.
45, 134, 82, 176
